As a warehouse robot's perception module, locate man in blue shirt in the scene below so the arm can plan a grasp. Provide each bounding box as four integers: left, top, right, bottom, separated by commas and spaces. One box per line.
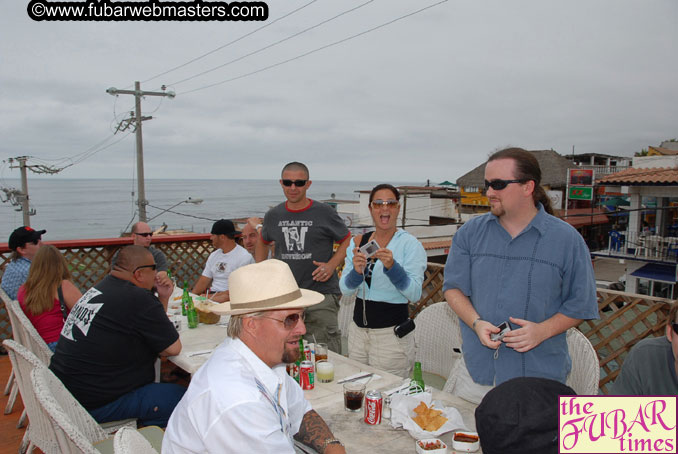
443, 148, 598, 403
2, 226, 45, 299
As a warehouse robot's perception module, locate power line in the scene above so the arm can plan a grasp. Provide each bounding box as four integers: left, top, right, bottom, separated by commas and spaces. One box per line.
168, 0, 375, 87
181, 0, 449, 95
140, 0, 320, 85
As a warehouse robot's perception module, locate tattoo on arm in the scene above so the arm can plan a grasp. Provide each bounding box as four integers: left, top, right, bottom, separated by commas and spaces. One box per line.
293, 410, 334, 452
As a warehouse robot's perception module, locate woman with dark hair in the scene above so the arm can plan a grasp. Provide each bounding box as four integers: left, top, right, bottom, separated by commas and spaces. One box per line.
17, 245, 82, 351
339, 183, 427, 377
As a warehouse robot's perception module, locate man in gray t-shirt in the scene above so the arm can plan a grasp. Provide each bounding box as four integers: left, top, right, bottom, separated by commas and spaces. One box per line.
255, 162, 350, 353
113, 222, 169, 278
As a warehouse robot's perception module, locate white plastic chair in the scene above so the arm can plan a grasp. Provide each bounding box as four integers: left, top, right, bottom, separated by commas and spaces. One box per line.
113, 426, 162, 454
338, 293, 355, 349
565, 327, 600, 395
413, 302, 463, 380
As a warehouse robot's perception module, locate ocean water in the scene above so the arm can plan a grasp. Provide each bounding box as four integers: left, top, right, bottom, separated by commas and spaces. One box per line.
0, 179, 415, 241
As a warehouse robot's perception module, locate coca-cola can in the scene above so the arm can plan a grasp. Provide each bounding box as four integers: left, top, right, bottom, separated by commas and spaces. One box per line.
303, 341, 312, 363
364, 390, 382, 425
287, 362, 300, 383
299, 360, 315, 390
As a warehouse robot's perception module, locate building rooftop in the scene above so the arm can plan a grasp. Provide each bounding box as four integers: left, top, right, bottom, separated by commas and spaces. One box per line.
598, 166, 678, 185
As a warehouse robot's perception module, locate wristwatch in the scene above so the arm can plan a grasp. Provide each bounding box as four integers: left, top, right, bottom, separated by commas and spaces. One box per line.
472, 317, 482, 330
321, 438, 344, 452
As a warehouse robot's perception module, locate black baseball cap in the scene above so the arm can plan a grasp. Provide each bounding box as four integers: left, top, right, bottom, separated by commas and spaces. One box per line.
475, 377, 576, 454
8, 226, 46, 250
211, 219, 241, 238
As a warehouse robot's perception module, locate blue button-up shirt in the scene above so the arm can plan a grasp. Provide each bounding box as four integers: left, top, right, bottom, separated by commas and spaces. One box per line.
443, 205, 598, 386
1, 256, 31, 300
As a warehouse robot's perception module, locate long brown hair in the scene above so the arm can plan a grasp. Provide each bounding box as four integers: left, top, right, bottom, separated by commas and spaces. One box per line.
488, 147, 554, 215
23, 245, 71, 316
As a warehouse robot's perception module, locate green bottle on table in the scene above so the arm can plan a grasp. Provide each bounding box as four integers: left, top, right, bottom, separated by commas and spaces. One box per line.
412, 361, 425, 392
186, 295, 199, 329
181, 281, 189, 316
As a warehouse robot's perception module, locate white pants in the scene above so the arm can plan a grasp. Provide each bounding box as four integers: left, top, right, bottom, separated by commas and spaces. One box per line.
347, 322, 415, 378
444, 356, 495, 405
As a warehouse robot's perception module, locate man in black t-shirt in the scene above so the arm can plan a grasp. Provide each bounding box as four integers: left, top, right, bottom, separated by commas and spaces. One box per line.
50, 245, 184, 427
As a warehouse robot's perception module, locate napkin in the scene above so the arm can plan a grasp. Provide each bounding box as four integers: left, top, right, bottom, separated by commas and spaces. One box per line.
390, 391, 466, 439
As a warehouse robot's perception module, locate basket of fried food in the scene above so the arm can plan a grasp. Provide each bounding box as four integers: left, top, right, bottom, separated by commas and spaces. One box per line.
194, 299, 221, 325
389, 392, 465, 440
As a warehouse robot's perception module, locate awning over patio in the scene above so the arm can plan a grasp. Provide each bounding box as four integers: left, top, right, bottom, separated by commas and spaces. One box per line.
630, 263, 677, 283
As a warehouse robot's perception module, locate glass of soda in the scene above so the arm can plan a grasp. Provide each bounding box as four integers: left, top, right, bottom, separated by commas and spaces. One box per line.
315, 343, 328, 363
343, 382, 366, 412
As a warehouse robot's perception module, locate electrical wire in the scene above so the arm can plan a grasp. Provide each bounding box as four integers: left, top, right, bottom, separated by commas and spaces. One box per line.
140, 0, 320, 85
181, 0, 449, 95
168, 0, 375, 87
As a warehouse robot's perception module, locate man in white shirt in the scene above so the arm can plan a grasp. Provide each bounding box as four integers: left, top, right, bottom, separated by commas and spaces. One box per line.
163, 260, 345, 454
192, 219, 254, 303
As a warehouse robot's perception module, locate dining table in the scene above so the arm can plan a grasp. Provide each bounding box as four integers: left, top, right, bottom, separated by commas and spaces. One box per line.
168, 312, 481, 453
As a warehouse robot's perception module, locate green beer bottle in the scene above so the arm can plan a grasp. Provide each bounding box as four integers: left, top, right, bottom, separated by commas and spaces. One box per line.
412, 361, 425, 392
186, 295, 199, 329
181, 281, 189, 316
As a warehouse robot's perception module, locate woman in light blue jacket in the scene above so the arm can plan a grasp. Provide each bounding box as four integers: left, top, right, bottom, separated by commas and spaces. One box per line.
340, 184, 427, 377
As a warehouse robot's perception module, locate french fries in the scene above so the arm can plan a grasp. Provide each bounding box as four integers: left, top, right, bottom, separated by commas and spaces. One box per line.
412, 401, 447, 432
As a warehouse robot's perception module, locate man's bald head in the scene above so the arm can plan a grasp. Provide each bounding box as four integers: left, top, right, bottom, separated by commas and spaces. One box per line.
112, 245, 154, 272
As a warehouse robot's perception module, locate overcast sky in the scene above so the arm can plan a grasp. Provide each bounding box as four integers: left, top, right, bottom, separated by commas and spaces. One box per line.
1, 0, 677, 184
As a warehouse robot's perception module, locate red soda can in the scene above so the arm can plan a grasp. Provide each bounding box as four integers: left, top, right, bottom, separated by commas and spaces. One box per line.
299, 360, 315, 390
364, 390, 382, 425
303, 341, 312, 362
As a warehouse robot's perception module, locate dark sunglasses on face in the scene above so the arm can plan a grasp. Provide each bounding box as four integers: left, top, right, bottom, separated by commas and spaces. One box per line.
133, 264, 157, 273
259, 312, 305, 330
136, 232, 153, 237
371, 199, 399, 208
484, 179, 527, 191
672, 323, 678, 335
281, 179, 307, 187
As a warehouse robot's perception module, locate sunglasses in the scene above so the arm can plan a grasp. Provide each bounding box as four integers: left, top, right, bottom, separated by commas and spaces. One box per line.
281, 179, 308, 187
135, 232, 153, 237
133, 264, 157, 273
672, 323, 678, 335
484, 179, 527, 191
258, 312, 305, 330
371, 199, 399, 208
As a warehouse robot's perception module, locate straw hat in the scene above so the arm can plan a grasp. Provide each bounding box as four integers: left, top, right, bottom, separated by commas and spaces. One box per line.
211, 259, 324, 315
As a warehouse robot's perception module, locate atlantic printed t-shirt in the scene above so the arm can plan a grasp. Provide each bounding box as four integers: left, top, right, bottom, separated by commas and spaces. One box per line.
49, 275, 178, 409
262, 200, 350, 294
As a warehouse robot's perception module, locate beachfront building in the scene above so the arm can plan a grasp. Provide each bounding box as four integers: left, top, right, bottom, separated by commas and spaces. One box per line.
594, 155, 678, 298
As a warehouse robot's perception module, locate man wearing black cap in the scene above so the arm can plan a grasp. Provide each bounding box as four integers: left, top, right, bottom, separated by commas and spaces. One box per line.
2, 226, 46, 300
192, 219, 254, 303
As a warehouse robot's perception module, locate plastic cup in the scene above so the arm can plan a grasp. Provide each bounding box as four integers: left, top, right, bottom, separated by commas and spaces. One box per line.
343, 382, 365, 412
316, 360, 334, 383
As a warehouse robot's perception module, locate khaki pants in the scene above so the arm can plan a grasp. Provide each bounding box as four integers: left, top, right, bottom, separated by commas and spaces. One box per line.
347, 322, 415, 378
304, 293, 341, 353
445, 356, 495, 404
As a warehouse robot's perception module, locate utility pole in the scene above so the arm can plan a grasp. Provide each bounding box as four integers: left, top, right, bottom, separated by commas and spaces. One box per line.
5, 156, 58, 226
106, 82, 175, 222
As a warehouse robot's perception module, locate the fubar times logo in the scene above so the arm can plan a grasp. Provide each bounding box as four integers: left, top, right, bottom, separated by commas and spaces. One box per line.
559, 396, 677, 453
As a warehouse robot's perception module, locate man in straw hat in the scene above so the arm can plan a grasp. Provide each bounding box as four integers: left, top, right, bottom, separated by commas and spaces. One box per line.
163, 260, 346, 454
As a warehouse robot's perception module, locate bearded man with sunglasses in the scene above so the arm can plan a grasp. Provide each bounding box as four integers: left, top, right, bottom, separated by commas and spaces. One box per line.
611, 302, 678, 395
443, 148, 598, 404
255, 162, 351, 353
50, 245, 185, 427
164, 260, 345, 454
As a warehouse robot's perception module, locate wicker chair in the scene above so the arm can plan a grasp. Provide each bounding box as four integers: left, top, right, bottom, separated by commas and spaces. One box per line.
4, 296, 54, 428
414, 302, 463, 380
565, 327, 600, 395
338, 294, 355, 347
1, 288, 22, 417
3, 339, 58, 454
113, 427, 162, 454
